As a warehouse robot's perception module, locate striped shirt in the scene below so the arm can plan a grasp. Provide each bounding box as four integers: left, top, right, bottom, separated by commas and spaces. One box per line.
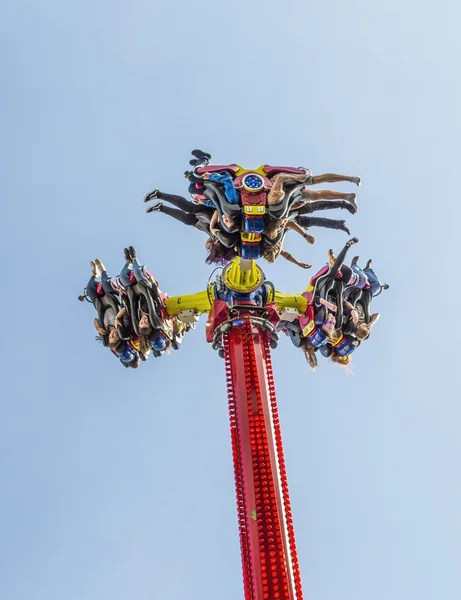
103, 307, 116, 329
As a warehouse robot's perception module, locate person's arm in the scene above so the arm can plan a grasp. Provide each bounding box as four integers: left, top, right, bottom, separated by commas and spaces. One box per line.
369, 313, 380, 328
285, 220, 315, 244
343, 299, 359, 324
210, 210, 219, 235
94, 318, 106, 335
115, 306, 127, 327
280, 249, 311, 269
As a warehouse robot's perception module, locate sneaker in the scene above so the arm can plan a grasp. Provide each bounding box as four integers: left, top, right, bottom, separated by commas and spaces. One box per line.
328, 249, 336, 265
365, 259, 372, 270
344, 194, 359, 215
146, 202, 162, 213
124, 248, 132, 262
338, 221, 351, 235
90, 261, 100, 277
351, 255, 359, 268
128, 246, 136, 260
354, 177, 361, 186
143, 189, 159, 203
94, 258, 106, 273
191, 149, 212, 159
347, 237, 359, 247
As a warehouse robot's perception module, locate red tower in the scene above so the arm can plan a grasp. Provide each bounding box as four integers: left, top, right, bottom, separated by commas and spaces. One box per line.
223, 318, 303, 600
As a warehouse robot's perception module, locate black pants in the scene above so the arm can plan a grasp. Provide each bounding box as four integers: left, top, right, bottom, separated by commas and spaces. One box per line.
157, 192, 211, 215
297, 216, 345, 231
159, 205, 199, 227
297, 200, 349, 214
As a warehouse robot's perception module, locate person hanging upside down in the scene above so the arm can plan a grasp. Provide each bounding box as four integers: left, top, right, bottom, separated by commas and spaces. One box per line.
79, 260, 142, 368
267, 171, 310, 205
267, 171, 359, 209
82, 259, 120, 345
201, 170, 239, 204
118, 247, 163, 337
119, 247, 183, 355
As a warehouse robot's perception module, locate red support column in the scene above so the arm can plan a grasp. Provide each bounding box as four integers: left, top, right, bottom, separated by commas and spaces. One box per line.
223, 319, 304, 600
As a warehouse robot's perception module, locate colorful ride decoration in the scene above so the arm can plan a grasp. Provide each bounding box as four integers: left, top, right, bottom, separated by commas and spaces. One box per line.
196, 164, 308, 260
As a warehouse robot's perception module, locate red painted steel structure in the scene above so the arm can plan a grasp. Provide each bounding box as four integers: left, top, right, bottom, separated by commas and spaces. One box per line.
223, 317, 304, 600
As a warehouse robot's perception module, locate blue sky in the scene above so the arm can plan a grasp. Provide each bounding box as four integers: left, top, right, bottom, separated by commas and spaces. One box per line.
1, 1, 460, 599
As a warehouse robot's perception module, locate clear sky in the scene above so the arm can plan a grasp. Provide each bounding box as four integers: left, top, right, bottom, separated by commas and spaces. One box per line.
2, 1, 461, 599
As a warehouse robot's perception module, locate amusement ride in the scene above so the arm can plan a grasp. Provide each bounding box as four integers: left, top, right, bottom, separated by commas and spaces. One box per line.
79, 151, 387, 600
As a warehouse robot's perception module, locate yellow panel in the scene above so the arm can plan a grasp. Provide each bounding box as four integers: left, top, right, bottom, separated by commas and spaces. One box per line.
235, 164, 268, 177
240, 232, 262, 242
302, 320, 315, 337
244, 205, 266, 215
274, 291, 308, 313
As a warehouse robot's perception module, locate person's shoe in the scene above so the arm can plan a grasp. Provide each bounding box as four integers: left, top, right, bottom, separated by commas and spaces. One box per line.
337, 221, 351, 235
346, 237, 359, 248
328, 249, 336, 265
189, 159, 198, 166
346, 193, 358, 213
353, 176, 361, 186
146, 202, 163, 213
382, 283, 390, 290
351, 255, 360, 268
124, 248, 132, 262
94, 258, 106, 273
128, 246, 136, 260
365, 259, 372, 270
144, 189, 159, 203
90, 261, 100, 277
191, 149, 211, 159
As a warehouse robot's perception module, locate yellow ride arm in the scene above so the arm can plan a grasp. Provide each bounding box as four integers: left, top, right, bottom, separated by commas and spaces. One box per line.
273, 291, 308, 314
164, 288, 214, 317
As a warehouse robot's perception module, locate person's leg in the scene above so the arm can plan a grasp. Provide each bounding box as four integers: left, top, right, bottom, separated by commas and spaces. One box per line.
146, 191, 196, 212
86, 276, 100, 302
159, 205, 199, 226
296, 216, 350, 234
297, 199, 357, 215
132, 257, 149, 284
100, 271, 114, 294
310, 173, 361, 186
351, 265, 368, 289
119, 262, 133, 287
302, 189, 356, 202
364, 267, 382, 295
267, 172, 308, 205
329, 238, 359, 280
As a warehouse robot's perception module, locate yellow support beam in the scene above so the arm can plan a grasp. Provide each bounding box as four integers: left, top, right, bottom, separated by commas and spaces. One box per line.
164, 288, 213, 317
273, 291, 308, 314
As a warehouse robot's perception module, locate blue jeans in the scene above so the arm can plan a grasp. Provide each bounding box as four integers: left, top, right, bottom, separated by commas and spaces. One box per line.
351, 265, 368, 289
119, 258, 148, 287
209, 172, 239, 204
86, 272, 113, 301
364, 267, 382, 296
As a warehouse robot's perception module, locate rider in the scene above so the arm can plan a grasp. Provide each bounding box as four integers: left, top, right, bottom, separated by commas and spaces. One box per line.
80, 259, 121, 347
